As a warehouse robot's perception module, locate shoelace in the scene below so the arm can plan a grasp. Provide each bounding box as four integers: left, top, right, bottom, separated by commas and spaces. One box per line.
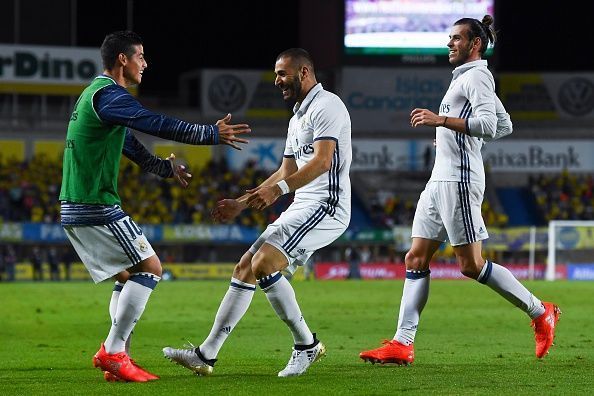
113, 352, 128, 360
286, 350, 302, 367
183, 340, 197, 350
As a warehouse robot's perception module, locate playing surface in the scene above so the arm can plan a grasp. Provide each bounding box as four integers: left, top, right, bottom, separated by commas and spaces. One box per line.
1, 279, 592, 395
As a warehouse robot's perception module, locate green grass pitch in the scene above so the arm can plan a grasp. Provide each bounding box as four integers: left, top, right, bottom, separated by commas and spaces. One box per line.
1, 279, 593, 395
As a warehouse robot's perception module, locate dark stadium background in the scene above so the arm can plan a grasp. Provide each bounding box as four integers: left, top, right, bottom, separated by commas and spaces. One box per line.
1, 0, 592, 97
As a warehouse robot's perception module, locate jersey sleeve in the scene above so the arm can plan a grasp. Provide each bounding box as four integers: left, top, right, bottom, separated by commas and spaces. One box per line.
94, 85, 218, 145
122, 129, 174, 178
483, 94, 513, 141
463, 69, 497, 139
283, 132, 295, 158
310, 97, 344, 142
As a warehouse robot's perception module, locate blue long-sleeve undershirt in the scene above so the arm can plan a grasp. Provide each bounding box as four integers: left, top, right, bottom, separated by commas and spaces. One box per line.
93, 81, 217, 177
94, 83, 218, 145
122, 130, 174, 178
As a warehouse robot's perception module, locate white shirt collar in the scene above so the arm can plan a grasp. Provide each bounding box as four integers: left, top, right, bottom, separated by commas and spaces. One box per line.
452, 59, 488, 78
293, 83, 323, 115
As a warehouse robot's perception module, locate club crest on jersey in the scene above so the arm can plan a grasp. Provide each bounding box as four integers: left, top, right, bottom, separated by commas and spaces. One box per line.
300, 115, 309, 129
138, 241, 148, 252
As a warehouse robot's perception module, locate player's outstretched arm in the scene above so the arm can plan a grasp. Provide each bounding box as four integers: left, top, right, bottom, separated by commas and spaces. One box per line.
95, 85, 250, 148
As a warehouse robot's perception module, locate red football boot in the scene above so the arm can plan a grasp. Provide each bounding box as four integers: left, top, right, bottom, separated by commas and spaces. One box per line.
130, 358, 160, 380
359, 340, 414, 365
92, 344, 148, 382
103, 371, 125, 382
531, 302, 561, 358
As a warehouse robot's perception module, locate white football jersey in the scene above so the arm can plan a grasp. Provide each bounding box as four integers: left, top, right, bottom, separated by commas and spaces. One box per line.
284, 83, 352, 226
430, 60, 498, 187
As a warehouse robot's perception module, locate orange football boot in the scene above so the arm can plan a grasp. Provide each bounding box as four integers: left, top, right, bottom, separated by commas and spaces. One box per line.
130, 358, 160, 380
92, 344, 148, 382
531, 302, 561, 358
103, 371, 125, 382
359, 340, 414, 365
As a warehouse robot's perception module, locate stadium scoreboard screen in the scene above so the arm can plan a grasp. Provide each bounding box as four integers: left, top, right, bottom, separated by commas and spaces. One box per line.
344, 0, 495, 64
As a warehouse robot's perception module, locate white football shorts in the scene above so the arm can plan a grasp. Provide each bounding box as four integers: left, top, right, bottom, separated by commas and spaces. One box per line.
250, 201, 348, 274
411, 181, 488, 246
63, 216, 155, 283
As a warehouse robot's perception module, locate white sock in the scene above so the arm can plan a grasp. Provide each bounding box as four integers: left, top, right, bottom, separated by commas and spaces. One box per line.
108, 281, 124, 322
199, 278, 256, 360
259, 272, 314, 346
395, 270, 430, 346
108, 281, 131, 354
104, 273, 160, 354
478, 260, 545, 319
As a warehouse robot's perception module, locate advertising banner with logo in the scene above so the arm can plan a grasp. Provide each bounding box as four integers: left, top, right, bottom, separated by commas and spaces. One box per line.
340, 67, 452, 132
553, 226, 594, 250
0, 223, 22, 241
0, 223, 254, 243
201, 69, 291, 120
162, 224, 259, 243
0, 44, 102, 95
225, 138, 594, 173
393, 226, 550, 252
566, 264, 594, 280
314, 262, 567, 280
163, 263, 236, 280
339, 228, 396, 242
499, 73, 594, 120
483, 140, 594, 172
225, 137, 285, 171
23, 223, 67, 242
225, 138, 433, 172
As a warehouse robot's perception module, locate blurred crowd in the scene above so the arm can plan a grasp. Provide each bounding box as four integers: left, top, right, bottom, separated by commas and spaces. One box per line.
0, 154, 62, 222
368, 189, 508, 228
530, 171, 594, 222
2, 153, 590, 230
0, 154, 289, 228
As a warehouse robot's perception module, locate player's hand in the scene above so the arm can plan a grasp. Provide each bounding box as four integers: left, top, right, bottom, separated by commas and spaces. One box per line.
245, 185, 281, 210
410, 108, 442, 128
212, 199, 244, 223
216, 113, 250, 150
167, 153, 192, 188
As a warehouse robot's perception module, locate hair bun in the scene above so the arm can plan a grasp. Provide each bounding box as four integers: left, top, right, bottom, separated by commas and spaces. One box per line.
481, 15, 494, 27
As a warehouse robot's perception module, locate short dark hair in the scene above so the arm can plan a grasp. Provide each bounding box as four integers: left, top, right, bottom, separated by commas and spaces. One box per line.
454, 15, 497, 56
276, 48, 315, 72
100, 31, 143, 70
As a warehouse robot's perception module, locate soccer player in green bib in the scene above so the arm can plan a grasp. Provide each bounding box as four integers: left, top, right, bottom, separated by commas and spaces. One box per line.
59, 31, 249, 382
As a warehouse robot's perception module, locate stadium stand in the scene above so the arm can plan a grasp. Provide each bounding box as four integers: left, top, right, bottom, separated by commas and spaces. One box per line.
0, 152, 290, 228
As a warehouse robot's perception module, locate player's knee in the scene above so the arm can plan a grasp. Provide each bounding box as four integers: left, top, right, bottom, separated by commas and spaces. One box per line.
138, 255, 162, 277
405, 251, 426, 271
233, 252, 256, 282
460, 267, 479, 279
458, 258, 482, 279
251, 251, 273, 279
114, 271, 130, 283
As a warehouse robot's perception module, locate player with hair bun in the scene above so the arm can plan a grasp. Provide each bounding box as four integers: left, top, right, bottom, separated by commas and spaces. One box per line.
359, 15, 560, 366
